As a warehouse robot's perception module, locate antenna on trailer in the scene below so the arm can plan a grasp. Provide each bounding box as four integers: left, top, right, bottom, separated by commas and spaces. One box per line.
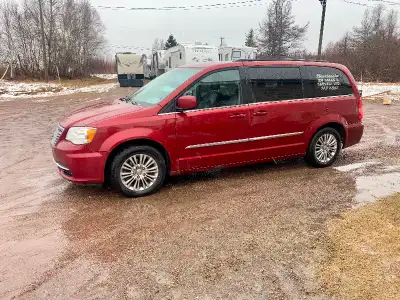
220, 37, 225, 47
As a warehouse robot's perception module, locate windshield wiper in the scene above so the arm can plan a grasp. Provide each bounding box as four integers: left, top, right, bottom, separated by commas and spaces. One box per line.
120, 96, 139, 105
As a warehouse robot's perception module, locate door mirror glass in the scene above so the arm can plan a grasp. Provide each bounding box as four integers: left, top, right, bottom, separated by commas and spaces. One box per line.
177, 95, 197, 110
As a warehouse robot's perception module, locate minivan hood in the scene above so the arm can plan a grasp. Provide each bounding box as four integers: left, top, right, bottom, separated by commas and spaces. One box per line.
60, 100, 144, 127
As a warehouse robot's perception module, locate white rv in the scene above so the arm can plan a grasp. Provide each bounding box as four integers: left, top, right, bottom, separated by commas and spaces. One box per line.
151, 50, 166, 78
164, 44, 219, 72
218, 46, 257, 61
115, 52, 144, 87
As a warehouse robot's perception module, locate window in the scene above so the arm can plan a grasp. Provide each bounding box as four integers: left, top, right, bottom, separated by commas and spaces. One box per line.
127, 67, 203, 106
180, 52, 182, 60
218, 54, 223, 61
225, 53, 229, 61
232, 51, 242, 60
184, 69, 241, 109
248, 67, 303, 102
305, 66, 353, 98
168, 57, 171, 68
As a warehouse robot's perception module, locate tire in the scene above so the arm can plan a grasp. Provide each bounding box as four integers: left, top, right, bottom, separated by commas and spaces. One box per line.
305, 127, 341, 168
110, 146, 166, 197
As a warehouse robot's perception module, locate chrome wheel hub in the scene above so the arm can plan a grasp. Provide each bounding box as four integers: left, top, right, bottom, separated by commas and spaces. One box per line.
315, 133, 338, 164
120, 154, 159, 191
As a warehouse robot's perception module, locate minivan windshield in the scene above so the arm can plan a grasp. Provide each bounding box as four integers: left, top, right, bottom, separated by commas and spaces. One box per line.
126, 67, 203, 106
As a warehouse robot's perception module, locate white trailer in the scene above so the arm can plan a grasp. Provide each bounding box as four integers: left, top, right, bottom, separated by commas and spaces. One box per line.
151, 50, 166, 78
164, 44, 219, 72
115, 52, 144, 87
218, 46, 257, 61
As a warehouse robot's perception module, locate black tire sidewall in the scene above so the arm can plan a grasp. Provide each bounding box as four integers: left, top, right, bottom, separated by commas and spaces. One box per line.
110, 146, 166, 197
307, 128, 341, 167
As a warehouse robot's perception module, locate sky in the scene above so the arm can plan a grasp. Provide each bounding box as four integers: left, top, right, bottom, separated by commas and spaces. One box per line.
92, 0, 373, 56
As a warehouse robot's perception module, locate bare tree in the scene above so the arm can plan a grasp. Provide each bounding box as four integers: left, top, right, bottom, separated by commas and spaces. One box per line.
324, 5, 400, 82
0, 0, 106, 79
152, 38, 165, 51
258, 0, 308, 58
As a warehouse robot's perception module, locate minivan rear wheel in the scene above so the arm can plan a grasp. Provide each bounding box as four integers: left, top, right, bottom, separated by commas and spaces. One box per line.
306, 127, 341, 168
110, 146, 166, 197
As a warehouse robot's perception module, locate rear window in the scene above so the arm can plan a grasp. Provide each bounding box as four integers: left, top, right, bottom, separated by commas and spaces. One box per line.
248, 67, 304, 102
304, 66, 354, 98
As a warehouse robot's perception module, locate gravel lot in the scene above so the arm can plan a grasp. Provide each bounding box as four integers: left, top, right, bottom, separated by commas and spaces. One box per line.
0, 88, 399, 299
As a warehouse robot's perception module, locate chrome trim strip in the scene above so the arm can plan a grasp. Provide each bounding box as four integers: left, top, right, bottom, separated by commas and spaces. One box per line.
186, 138, 249, 149
249, 132, 303, 141
185, 132, 303, 149
54, 159, 70, 171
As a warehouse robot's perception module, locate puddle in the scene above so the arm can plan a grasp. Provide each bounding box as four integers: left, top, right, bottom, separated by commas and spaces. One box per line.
335, 161, 400, 207
334, 161, 380, 172
354, 172, 400, 207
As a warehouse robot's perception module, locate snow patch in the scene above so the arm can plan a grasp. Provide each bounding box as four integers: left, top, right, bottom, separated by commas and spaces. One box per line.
358, 82, 400, 97
0, 80, 118, 101
91, 74, 117, 80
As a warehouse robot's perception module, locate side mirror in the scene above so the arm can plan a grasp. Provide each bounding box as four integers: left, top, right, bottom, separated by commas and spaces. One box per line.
177, 95, 197, 111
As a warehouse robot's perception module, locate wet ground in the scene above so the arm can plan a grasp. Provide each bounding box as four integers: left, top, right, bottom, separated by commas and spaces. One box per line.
0, 89, 399, 299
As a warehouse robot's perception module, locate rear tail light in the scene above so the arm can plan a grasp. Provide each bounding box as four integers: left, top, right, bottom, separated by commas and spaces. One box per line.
358, 97, 363, 120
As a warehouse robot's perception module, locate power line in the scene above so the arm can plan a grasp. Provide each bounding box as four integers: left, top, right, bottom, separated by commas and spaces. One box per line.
96, 0, 267, 11
339, 0, 399, 6
366, 0, 400, 5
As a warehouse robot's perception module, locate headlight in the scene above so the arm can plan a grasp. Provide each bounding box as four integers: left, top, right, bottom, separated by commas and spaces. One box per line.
66, 127, 97, 145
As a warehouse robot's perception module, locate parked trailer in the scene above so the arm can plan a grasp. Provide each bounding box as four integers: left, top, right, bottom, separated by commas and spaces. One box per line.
164, 44, 219, 72
115, 52, 144, 87
218, 46, 257, 61
151, 50, 166, 78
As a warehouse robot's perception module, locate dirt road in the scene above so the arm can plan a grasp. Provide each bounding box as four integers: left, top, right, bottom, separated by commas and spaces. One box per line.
0, 89, 399, 299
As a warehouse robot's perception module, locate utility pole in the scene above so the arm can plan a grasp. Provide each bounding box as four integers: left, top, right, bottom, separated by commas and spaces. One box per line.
317, 0, 327, 60
39, 0, 48, 81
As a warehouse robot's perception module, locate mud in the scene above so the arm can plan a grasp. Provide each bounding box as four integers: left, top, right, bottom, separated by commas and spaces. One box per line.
0, 91, 399, 299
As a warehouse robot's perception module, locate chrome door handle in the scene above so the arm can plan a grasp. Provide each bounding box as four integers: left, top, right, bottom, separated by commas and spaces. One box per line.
230, 113, 246, 119
253, 111, 268, 116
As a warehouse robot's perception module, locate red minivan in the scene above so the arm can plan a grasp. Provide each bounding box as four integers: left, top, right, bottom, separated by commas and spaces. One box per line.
52, 60, 364, 197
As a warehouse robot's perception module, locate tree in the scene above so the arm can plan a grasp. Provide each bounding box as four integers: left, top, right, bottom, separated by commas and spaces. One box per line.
165, 34, 178, 49
245, 29, 257, 47
152, 38, 165, 51
0, 0, 106, 79
321, 4, 400, 82
258, 0, 308, 57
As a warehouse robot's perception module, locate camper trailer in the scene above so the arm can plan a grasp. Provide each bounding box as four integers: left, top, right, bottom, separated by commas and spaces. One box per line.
164, 44, 219, 72
218, 46, 257, 61
142, 54, 152, 79
151, 50, 166, 78
115, 52, 144, 87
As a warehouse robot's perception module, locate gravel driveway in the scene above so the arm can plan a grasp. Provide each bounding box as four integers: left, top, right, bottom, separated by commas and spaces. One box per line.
0, 89, 399, 299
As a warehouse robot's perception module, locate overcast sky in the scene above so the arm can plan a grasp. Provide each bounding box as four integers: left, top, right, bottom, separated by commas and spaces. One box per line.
93, 0, 372, 56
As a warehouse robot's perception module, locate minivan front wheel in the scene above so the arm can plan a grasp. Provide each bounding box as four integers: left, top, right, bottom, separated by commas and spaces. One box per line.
111, 146, 166, 197
306, 128, 341, 168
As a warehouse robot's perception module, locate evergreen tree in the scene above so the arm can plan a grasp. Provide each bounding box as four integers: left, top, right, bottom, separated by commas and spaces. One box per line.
245, 29, 257, 47
258, 0, 308, 57
165, 34, 178, 49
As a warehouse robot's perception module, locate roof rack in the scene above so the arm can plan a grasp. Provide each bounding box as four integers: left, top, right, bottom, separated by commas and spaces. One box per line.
236, 58, 328, 63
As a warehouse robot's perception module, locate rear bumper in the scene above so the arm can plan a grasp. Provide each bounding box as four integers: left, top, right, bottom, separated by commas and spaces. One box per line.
52, 140, 108, 183
345, 123, 364, 148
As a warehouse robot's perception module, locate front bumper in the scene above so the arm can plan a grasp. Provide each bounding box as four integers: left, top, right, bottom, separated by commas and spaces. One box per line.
52, 140, 108, 184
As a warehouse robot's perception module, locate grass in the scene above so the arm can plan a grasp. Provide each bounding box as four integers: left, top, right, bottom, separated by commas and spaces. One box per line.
58, 77, 116, 88
17, 76, 116, 87
319, 193, 400, 300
